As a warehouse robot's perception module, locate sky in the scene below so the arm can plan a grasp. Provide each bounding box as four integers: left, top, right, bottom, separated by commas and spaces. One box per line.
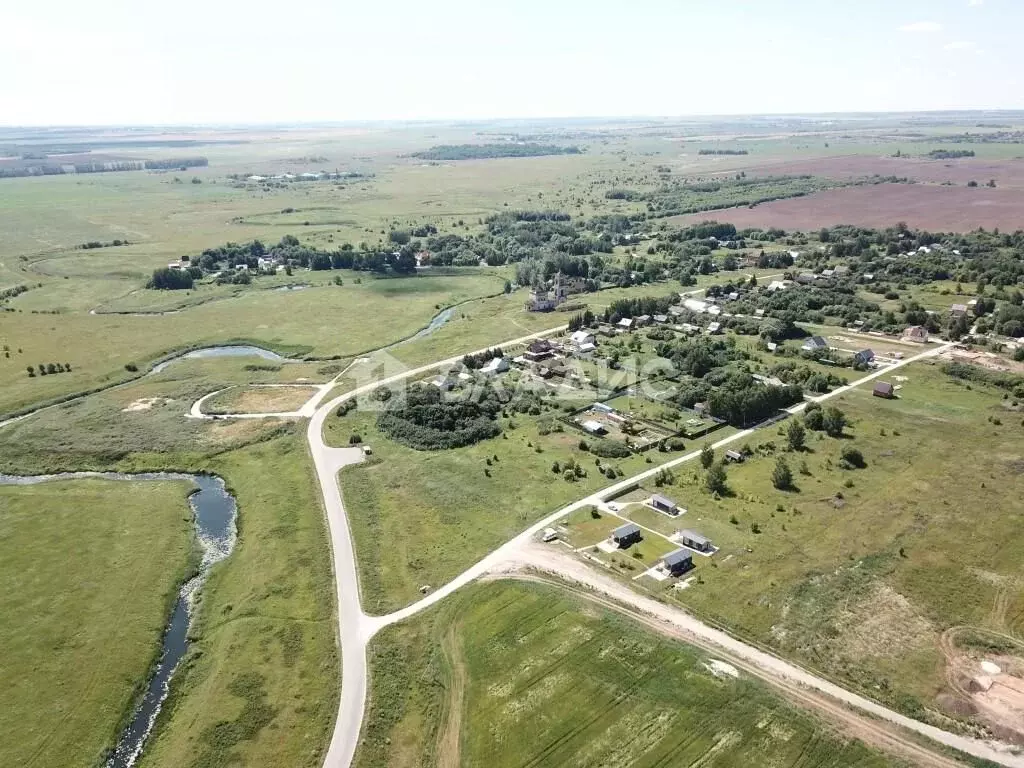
2, 0, 1020, 125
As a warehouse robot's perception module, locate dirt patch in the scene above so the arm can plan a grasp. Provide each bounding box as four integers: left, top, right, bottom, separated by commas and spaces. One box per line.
207, 386, 317, 415
940, 627, 1024, 743
838, 584, 935, 661
670, 183, 1024, 232
201, 418, 284, 447
938, 348, 1024, 375
121, 397, 171, 412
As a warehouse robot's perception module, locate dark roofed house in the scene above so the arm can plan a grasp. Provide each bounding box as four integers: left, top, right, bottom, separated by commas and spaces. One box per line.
524, 339, 555, 362
802, 336, 829, 352
651, 494, 679, 515
679, 529, 712, 552
662, 549, 693, 576
873, 381, 895, 399
612, 522, 641, 547
853, 349, 874, 365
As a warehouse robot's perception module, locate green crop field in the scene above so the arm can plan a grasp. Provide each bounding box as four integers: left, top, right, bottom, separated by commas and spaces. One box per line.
358, 581, 903, 768
0, 478, 195, 768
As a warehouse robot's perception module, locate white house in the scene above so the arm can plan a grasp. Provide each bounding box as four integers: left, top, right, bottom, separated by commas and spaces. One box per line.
480, 357, 510, 375
683, 298, 708, 313
570, 330, 595, 347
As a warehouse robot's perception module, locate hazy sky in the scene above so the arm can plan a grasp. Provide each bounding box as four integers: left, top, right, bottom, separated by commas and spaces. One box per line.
3, 0, 1019, 125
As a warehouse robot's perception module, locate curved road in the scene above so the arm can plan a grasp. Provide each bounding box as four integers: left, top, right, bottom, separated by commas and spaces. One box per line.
304, 333, 1024, 767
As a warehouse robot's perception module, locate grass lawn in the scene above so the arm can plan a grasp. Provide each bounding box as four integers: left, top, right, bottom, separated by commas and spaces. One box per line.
618, 360, 1024, 721
0, 478, 195, 768
357, 580, 903, 768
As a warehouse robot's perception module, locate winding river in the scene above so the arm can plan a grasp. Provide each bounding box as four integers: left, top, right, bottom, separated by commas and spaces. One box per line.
0, 472, 237, 768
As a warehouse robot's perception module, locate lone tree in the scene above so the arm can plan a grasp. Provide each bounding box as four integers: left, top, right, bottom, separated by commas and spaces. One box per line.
804, 402, 824, 431
700, 443, 715, 469
823, 406, 847, 438
772, 457, 793, 490
705, 461, 728, 495
786, 420, 806, 451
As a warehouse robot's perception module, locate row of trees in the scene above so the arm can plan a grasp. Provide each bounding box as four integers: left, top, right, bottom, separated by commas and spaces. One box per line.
27, 362, 72, 377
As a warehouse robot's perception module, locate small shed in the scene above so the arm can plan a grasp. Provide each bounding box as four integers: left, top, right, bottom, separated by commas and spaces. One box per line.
679, 529, 712, 552
651, 494, 678, 515
612, 522, 641, 547
662, 549, 694, 576
581, 419, 607, 435
873, 381, 895, 399
725, 450, 744, 463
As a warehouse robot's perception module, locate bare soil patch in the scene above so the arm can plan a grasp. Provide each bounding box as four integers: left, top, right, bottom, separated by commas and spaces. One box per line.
206, 385, 317, 414
671, 183, 1024, 232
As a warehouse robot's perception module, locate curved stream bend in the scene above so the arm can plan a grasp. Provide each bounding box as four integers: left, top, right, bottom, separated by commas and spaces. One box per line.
0, 472, 237, 768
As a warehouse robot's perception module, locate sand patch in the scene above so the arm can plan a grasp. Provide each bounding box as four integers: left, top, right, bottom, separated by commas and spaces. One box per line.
838, 584, 935, 660
122, 397, 170, 412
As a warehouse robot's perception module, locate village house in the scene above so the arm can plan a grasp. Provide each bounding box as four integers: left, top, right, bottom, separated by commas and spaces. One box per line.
662, 549, 694, 576
480, 357, 509, 375
853, 349, 874, 365
652, 314, 669, 324
678, 529, 713, 553
581, 419, 607, 435
523, 339, 555, 362
617, 317, 635, 331
802, 336, 829, 352
651, 494, 679, 515
570, 330, 595, 348
612, 522, 642, 547
634, 314, 651, 327
766, 280, 788, 292
873, 381, 895, 399
683, 298, 708, 314
597, 324, 617, 337
706, 322, 722, 334
950, 303, 969, 318
903, 326, 929, 343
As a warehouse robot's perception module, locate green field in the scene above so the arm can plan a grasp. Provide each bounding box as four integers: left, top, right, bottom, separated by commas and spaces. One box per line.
0, 478, 195, 768
0, 272, 505, 417
138, 433, 339, 768
569, 361, 1024, 720
359, 581, 903, 768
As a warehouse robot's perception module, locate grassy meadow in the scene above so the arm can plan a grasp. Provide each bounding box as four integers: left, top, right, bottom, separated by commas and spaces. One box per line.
0, 272, 506, 417
328, 391, 733, 615
138, 432, 339, 768
0, 478, 195, 768
562, 360, 1024, 720
358, 580, 903, 768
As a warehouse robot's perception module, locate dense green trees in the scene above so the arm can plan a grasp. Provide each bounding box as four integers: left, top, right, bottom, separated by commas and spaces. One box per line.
377, 384, 504, 450
147, 267, 194, 290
